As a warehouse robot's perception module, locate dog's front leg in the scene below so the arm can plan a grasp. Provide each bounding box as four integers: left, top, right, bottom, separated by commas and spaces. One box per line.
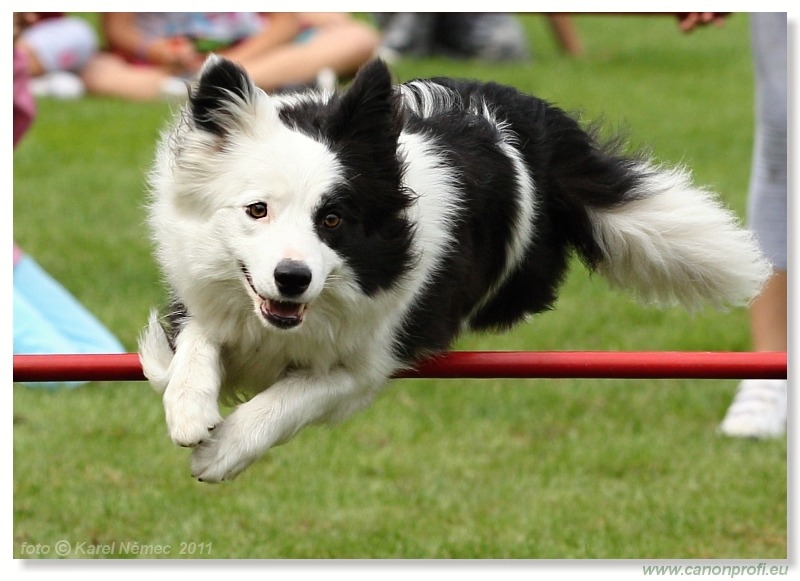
190, 368, 384, 482
162, 319, 224, 447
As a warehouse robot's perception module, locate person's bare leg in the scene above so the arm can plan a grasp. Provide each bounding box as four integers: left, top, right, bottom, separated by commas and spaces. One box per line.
719, 270, 788, 438
749, 271, 787, 352
719, 13, 787, 438
240, 21, 379, 91
81, 53, 184, 101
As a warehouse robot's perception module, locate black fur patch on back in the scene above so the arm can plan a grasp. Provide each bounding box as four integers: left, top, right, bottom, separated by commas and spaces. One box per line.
393, 76, 648, 362
391, 105, 523, 360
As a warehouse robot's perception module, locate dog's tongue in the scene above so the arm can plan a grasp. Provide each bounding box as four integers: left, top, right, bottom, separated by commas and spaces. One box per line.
268, 300, 303, 318
261, 299, 306, 329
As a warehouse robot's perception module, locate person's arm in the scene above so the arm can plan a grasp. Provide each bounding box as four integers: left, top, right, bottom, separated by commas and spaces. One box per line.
675, 12, 729, 33
103, 13, 200, 73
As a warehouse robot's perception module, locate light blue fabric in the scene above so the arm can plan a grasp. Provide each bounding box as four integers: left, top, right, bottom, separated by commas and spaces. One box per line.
14, 255, 125, 389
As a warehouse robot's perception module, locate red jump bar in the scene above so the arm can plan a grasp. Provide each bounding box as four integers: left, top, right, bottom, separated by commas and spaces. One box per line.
13, 351, 787, 383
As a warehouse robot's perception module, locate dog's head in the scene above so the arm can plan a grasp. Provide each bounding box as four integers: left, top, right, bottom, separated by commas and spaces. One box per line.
152, 56, 414, 331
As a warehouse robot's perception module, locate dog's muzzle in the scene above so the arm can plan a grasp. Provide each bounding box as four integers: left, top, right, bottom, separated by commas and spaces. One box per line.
241, 262, 309, 329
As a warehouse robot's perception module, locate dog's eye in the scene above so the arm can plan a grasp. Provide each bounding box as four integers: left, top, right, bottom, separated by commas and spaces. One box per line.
321, 212, 342, 230
245, 202, 268, 220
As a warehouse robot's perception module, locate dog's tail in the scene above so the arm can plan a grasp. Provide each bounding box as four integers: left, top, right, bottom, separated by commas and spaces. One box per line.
556, 144, 772, 310
138, 309, 174, 394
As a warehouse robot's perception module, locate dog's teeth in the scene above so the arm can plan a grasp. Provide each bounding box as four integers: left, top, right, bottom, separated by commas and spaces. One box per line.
259, 299, 306, 329
270, 300, 303, 317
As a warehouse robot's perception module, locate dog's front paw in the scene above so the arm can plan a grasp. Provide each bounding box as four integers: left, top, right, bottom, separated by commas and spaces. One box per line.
164, 395, 223, 448
190, 414, 261, 483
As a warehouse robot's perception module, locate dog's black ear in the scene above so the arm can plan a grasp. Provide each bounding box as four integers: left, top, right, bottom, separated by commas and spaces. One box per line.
189, 55, 256, 136
327, 59, 410, 238
328, 59, 401, 145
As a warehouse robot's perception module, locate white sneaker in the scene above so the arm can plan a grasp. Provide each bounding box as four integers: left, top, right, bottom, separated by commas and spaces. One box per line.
29, 71, 85, 99
718, 379, 787, 438
159, 76, 189, 101
315, 68, 338, 94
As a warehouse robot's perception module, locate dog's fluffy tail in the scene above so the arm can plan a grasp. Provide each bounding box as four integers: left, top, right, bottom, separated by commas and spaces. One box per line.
138, 309, 174, 394
583, 161, 772, 310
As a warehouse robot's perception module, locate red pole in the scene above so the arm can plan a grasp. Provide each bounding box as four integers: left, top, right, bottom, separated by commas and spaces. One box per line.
395, 351, 787, 379
13, 351, 787, 383
14, 353, 145, 383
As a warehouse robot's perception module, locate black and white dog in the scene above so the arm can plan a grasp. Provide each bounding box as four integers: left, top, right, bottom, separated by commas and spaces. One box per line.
139, 56, 770, 482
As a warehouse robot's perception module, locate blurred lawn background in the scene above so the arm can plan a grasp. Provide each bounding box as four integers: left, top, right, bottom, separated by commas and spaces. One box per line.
13, 13, 787, 559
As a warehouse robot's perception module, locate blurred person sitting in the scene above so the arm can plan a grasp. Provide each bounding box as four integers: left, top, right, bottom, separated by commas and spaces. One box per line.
14, 12, 100, 99
373, 13, 530, 62
81, 12, 380, 101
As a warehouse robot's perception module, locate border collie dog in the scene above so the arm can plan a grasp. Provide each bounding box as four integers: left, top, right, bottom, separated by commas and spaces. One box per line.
139, 56, 770, 482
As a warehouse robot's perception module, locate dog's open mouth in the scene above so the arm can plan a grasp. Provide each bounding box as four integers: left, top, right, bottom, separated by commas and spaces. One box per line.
261, 299, 306, 329
241, 265, 307, 329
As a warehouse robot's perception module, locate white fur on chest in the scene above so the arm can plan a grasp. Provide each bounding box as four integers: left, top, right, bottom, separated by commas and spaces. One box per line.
196, 277, 405, 402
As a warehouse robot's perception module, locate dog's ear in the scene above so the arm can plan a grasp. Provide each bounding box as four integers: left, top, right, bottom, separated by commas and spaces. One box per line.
328, 59, 401, 145
327, 59, 410, 234
189, 55, 256, 136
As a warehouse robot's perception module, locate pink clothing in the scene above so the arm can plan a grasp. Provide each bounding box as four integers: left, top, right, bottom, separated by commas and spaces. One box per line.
14, 48, 34, 267
14, 244, 24, 267
13, 47, 36, 147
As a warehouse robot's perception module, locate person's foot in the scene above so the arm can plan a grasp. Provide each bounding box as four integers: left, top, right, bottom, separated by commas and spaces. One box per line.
29, 71, 85, 99
159, 76, 189, 101
315, 68, 338, 93
718, 379, 787, 438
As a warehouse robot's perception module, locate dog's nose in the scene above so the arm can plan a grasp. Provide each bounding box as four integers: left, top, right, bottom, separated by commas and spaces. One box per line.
274, 259, 312, 297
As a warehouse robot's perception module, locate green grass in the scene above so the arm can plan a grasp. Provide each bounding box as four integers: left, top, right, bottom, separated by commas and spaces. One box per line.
13, 14, 787, 560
